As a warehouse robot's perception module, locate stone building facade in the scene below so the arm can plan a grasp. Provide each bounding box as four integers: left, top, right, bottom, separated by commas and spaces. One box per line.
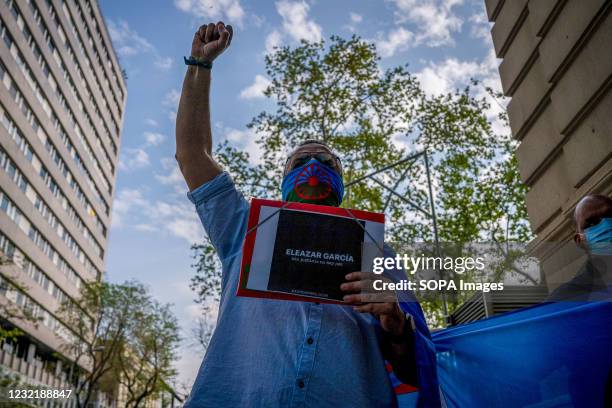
485, 0, 612, 288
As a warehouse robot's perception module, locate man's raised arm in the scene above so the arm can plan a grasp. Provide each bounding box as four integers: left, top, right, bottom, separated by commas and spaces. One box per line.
175, 22, 233, 191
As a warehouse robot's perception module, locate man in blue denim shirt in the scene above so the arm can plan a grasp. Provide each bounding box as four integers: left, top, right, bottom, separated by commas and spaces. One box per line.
176, 22, 439, 407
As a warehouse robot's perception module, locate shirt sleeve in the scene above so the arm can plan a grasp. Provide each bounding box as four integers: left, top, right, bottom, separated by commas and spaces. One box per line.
187, 172, 250, 263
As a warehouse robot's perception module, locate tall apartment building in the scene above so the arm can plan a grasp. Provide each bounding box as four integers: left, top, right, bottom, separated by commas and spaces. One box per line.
484, 0, 612, 289
0, 0, 125, 390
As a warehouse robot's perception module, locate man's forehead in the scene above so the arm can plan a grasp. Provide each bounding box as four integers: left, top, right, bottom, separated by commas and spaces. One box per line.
290, 143, 333, 156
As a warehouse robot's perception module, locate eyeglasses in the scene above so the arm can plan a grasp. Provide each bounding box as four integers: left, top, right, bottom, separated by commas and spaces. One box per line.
286, 152, 342, 173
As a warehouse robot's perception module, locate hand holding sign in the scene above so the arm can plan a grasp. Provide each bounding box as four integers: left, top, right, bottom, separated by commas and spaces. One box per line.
341, 272, 406, 336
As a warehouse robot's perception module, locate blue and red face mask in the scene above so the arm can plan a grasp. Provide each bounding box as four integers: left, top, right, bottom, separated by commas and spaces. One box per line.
281, 158, 344, 206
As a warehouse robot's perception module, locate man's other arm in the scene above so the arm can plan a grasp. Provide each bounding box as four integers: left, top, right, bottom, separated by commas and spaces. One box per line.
175, 22, 233, 190
341, 272, 418, 386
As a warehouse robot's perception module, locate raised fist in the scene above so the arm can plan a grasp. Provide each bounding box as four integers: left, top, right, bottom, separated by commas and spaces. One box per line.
191, 22, 233, 63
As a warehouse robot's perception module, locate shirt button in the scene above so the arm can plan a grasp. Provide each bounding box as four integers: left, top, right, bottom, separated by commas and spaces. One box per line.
298, 380, 305, 388
307, 337, 314, 345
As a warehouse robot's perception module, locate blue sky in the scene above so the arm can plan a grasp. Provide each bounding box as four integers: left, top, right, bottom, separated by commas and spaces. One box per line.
98, 0, 501, 389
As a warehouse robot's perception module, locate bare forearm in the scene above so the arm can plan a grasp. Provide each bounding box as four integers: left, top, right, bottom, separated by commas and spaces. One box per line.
175, 67, 222, 190
177, 67, 212, 155
176, 22, 232, 191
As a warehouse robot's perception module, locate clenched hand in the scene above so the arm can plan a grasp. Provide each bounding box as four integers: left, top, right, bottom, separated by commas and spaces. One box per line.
191, 21, 233, 63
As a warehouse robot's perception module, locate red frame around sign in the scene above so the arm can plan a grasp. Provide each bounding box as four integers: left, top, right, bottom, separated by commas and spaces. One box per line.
236, 198, 385, 304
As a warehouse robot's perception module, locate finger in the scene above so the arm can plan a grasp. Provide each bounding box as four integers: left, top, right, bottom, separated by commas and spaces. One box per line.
354, 303, 396, 315
343, 292, 383, 304
191, 33, 200, 54
346, 291, 396, 303
375, 291, 399, 303
340, 279, 374, 293
204, 23, 215, 43
218, 23, 230, 48
197, 24, 208, 41
226, 25, 234, 47
213, 21, 222, 41
343, 294, 361, 304
192, 25, 207, 52
345, 272, 376, 281
353, 303, 377, 314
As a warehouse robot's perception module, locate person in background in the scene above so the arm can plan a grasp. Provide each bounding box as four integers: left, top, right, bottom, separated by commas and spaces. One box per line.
175, 21, 440, 407
545, 194, 612, 407
548, 194, 612, 300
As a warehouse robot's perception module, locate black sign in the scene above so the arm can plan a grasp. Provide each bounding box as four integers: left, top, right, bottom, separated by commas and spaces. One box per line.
267, 209, 364, 301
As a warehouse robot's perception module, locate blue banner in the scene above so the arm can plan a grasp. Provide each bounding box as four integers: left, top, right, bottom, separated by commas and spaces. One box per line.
431, 301, 612, 407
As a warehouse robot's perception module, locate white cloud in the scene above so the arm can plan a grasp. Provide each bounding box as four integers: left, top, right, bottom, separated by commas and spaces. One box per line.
164, 89, 181, 108
239, 75, 271, 100
276, 1, 322, 43
261, 2, 320, 56
144, 118, 159, 127
156, 158, 185, 189
376, 27, 414, 58
111, 189, 148, 228
154, 56, 173, 71
119, 132, 166, 172
174, 0, 245, 25
163, 89, 181, 122
223, 127, 262, 165
144, 132, 166, 146
134, 223, 158, 232
167, 217, 204, 243
415, 52, 507, 135
107, 20, 173, 70
265, 30, 283, 54
350, 12, 363, 23
119, 148, 150, 171
416, 58, 480, 95
469, 12, 491, 43
225, 128, 249, 143
388, 0, 463, 47
344, 12, 363, 33
108, 20, 154, 56
111, 188, 203, 244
